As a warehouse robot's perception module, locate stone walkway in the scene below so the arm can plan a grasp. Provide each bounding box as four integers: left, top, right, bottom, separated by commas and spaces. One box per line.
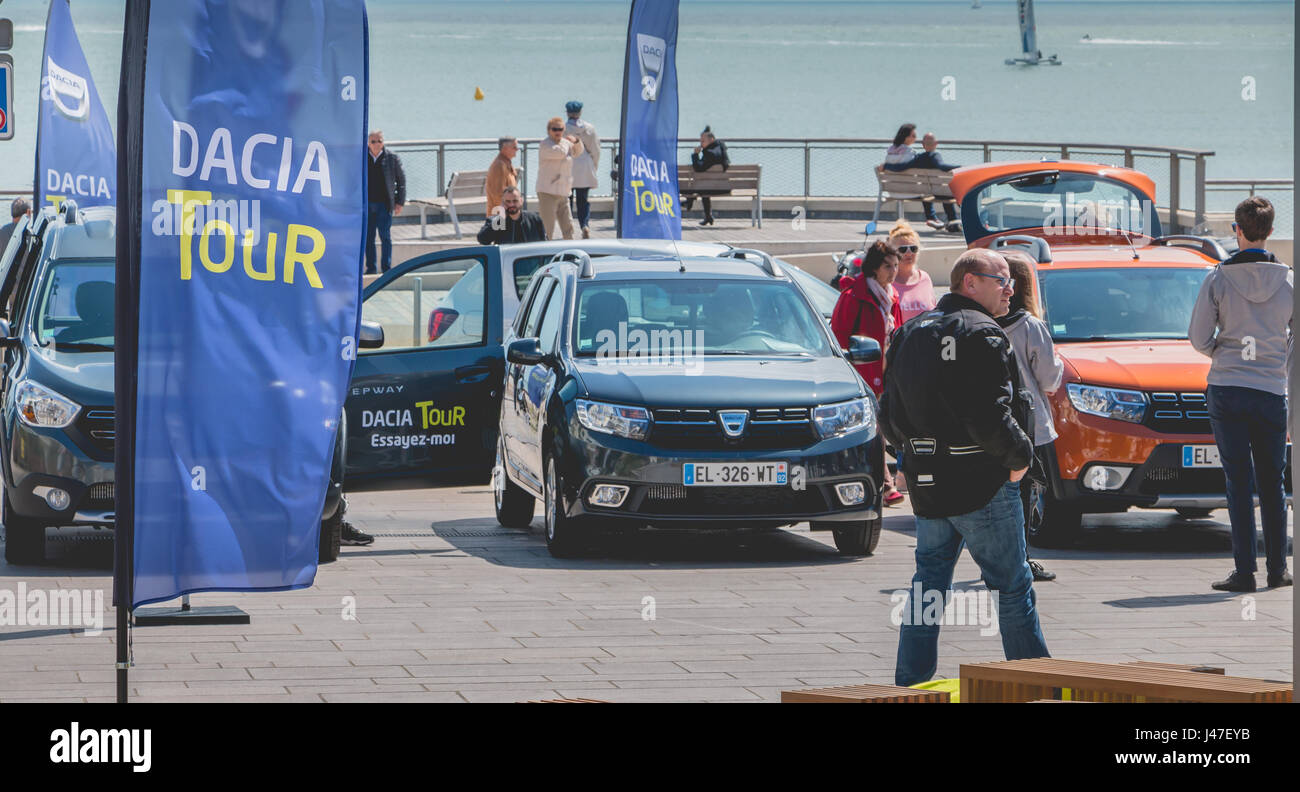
0, 487, 1291, 702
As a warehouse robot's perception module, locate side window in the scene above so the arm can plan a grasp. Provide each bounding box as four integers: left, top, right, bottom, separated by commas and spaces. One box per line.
513, 255, 548, 299
522, 278, 554, 339
514, 275, 544, 336
361, 257, 486, 354
537, 283, 565, 355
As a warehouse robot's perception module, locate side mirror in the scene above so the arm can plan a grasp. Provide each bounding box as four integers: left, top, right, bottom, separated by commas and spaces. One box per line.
847, 335, 881, 364
507, 337, 544, 366
359, 320, 384, 349
0, 318, 18, 349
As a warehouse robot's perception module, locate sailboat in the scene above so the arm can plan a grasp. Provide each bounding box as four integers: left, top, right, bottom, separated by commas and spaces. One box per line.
1005, 0, 1061, 65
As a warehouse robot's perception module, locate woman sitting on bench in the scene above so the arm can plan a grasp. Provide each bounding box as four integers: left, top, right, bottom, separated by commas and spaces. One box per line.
683, 125, 729, 226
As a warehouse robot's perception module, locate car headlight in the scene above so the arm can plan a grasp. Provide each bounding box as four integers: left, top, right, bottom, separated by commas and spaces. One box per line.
813, 396, 876, 439
15, 381, 81, 428
1066, 383, 1147, 423
575, 399, 650, 441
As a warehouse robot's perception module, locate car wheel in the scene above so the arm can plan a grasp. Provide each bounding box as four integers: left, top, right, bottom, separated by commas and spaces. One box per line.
1175, 507, 1215, 520
318, 509, 342, 564
544, 455, 586, 558
819, 517, 882, 556
1027, 483, 1081, 548
3, 496, 47, 565
494, 440, 535, 529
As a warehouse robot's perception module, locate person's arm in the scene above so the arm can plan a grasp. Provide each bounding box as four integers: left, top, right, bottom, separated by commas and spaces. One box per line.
1030, 320, 1064, 395
1187, 272, 1219, 357
391, 153, 406, 213
485, 161, 504, 203
949, 329, 1033, 472
588, 128, 601, 169
475, 217, 498, 246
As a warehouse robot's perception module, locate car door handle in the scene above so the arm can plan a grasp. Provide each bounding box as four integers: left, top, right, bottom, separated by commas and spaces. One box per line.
455, 365, 492, 385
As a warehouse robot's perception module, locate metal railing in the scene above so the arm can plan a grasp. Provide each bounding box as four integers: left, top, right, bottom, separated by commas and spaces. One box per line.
386, 136, 1229, 233
1204, 178, 1294, 237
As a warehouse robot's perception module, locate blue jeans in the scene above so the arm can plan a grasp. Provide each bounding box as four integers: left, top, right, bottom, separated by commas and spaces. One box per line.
366, 202, 393, 273
896, 480, 1050, 686
1206, 384, 1289, 577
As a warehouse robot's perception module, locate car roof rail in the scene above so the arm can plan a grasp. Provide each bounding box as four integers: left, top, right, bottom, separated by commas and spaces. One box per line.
1152, 234, 1228, 263
58, 199, 79, 224
718, 248, 782, 277
990, 234, 1052, 263
551, 249, 594, 278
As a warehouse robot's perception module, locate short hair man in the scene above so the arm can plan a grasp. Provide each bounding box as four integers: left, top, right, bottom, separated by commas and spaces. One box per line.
486, 136, 519, 216
476, 186, 546, 245
365, 130, 406, 274
0, 197, 31, 254
1190, 196, 1293, 591
882, 248, 1049, 685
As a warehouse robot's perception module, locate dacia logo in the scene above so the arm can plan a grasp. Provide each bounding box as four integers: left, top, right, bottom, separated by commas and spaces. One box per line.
717, 410, 748, 438
636, 33, 667, 102
43, 56, 91, 121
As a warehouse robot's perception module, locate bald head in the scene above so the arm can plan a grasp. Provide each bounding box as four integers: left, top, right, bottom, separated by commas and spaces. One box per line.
922, 133, 938, 152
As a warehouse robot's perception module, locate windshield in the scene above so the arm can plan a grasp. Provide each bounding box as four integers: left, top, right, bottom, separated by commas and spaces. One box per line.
574, 279, 833, 357
34, 258, 115, 351
1039, 267, 1210, 342
781, 261, 838, 317
970, 171, 1159, 238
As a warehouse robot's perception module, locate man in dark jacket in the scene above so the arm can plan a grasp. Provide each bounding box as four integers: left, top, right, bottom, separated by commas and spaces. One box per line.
366, 130, 406, 274
0, 198, 30, 255
477, 186, 546, 245
881, 248, 1049, 686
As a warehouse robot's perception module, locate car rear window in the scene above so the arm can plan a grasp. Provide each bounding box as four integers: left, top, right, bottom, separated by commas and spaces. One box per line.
1038, 267, 1210, 342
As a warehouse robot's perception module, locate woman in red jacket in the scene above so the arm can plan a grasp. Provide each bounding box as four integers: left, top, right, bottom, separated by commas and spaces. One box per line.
831, 239, 904, 504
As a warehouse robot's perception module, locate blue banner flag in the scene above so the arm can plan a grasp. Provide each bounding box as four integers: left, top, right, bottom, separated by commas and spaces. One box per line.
36, 0, 116, 209
616, 0, 680, 240
123, 0, 368, 608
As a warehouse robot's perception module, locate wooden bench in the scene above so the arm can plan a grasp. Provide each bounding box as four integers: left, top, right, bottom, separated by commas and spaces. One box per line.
781, 683, 949, 703
872, 165, 956, 226
409, 167, 525, 240
678, 164, 762, 227
960, 659, 1291, 703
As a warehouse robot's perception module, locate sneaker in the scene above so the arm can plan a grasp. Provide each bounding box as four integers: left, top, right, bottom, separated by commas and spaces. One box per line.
882, 488, 905, 506
1029, 560, 1056, 582
581, 226, 591, 239
340, 522, 374, 546
944, 220, 963, 233
1211, 570, 1256, 592
924, 217, 945, 230
1266, 570, 1293, 588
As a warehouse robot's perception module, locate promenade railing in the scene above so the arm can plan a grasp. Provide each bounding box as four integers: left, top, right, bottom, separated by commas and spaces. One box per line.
385, 136, 1246, 233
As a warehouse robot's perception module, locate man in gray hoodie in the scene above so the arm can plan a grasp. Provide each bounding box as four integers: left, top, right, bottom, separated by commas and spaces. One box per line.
1188, 196, 1293, 592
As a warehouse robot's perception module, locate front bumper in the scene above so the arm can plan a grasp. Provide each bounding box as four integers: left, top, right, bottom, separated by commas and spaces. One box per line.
559, 423, 882, 527
1052, 441, 1293, 511
5, 420, 115, 525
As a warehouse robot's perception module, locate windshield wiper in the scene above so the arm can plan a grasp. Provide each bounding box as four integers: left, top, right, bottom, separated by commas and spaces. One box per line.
53, 341, 114, 351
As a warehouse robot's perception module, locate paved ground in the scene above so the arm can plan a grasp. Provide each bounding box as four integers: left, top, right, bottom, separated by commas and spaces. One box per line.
0, 486, 1291, 702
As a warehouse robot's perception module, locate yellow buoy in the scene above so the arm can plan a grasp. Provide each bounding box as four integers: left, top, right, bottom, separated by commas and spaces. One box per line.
473, 86, 485, 101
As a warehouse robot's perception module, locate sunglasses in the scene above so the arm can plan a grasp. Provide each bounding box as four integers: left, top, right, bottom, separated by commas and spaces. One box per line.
972, 271, 1016, 292
549, 127, 564, 132
896, 245, 919, 254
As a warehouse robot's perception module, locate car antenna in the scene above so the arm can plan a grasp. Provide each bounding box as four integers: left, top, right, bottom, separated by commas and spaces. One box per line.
1118, 225, 1141, 260
671, 235, 686, 272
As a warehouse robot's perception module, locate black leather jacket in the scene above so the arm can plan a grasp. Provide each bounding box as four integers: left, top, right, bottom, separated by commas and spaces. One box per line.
880, 292, 1033, 518
476, 210, 547, 245
372, 148, 406, 211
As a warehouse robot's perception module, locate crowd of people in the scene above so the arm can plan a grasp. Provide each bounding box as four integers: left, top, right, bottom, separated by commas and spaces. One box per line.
830, 196, 1290, 685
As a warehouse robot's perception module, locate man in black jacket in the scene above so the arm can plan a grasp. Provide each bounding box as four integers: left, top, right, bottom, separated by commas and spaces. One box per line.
476, 186, 546, 245
366, 130, 406, 274
881, 248, 1049, 686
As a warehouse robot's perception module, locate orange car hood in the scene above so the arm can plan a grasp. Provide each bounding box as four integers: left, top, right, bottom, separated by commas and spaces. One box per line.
1058, 340, 1209, 392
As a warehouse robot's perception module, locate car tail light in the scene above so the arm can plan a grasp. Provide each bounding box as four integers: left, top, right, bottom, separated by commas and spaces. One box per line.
428, 308, 459, 341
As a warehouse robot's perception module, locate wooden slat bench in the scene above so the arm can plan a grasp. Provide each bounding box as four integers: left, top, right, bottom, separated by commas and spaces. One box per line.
872, 165, 956, 226
1124, 661, 1225, 675
678, 164, 762, 227
409, 167, 526, 240
781, 683, 949, 703
960, 659, 1291, 703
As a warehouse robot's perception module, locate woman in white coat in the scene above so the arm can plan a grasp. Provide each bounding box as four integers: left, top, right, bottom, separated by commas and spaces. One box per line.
564, 101, 600, 239
537, 116, 584, 240
998, 250, 1064, 582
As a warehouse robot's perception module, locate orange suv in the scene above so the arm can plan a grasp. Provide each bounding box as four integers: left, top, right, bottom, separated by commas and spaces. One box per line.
949, 160, 1290, 545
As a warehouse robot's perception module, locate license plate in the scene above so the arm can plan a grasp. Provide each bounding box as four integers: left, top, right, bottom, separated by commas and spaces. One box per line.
683, 462, 788, 486
1182, 445, 1221, 468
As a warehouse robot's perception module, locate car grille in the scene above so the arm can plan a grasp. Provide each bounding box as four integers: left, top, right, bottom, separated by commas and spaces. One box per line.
1138, 466, 1225, 495
86, 482, 115, 505
1144, 392, 1210, 435
76, 408, 116, 458
638, 483, 831, 516
650, 407, 815, 450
